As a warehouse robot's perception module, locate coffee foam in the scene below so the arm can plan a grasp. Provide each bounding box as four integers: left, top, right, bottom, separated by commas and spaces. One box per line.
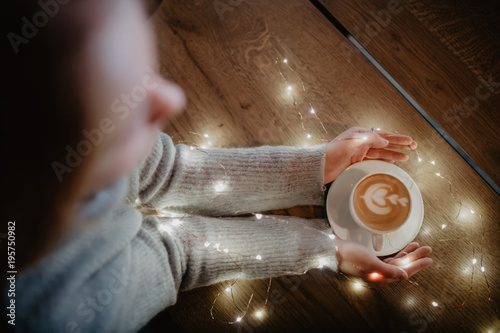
352, 174, 411, 232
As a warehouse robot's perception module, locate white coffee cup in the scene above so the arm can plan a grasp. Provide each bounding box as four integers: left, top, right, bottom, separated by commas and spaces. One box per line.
349, 171, 413, 252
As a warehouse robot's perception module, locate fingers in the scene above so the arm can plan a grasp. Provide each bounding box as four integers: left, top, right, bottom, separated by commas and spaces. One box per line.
342, 128, 417, 151
366, 148, 410, 162
385, 246, 432, 275
385, 142, 418, 150
343, 131, 389, 149
403, 257, 433, 278
367, 259, 408, 281
374, 244, 432, 283
376, 131, 413, 145
375, 130, 417, 150
337, 237, 431, 285
394, 242, 421, 259
363, 157, 395, 164
389, 246, 432, 265
347, 127, 415, 145
383, 242, 420, 263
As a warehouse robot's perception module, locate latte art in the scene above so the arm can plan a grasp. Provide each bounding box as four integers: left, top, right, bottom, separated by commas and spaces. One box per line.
361, 183, 409, 215
353, 174, 411, 232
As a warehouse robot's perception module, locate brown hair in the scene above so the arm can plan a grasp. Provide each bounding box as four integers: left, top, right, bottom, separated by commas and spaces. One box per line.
1, 1, 114, 270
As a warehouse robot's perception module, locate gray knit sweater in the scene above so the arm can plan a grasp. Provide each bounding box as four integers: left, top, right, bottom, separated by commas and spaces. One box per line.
16, 131, 337, 332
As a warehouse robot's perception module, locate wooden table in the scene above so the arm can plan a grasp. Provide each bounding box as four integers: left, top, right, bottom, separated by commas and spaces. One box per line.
145, 1, 500, 332
318, 0, 500, 193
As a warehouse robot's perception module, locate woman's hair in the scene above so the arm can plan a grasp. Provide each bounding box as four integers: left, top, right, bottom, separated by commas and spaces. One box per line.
1, 0, 114, 270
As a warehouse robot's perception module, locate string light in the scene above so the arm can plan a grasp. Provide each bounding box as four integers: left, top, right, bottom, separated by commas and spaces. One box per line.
276, 56, 328, 136
165, 65, 494, 327
283, 58, 288, 63
402, 257, 412, 268
214, 181, 226, 192
183, 142, 492, 329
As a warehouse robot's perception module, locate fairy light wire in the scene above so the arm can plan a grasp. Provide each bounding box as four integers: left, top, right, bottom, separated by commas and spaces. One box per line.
156, 135, 493, 324
152, 68, 495, 325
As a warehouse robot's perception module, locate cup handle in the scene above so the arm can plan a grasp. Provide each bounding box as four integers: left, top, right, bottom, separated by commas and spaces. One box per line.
372, 234, 383, 252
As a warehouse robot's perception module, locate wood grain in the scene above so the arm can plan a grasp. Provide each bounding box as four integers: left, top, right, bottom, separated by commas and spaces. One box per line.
145, 0, 500, 331
319, 0, 500, 187
405, 0, 500, 82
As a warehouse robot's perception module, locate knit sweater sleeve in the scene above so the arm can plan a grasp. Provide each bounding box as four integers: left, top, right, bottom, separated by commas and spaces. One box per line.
128, 131, 326, 215
152, 213, 337, 292
16, 193, 336, 333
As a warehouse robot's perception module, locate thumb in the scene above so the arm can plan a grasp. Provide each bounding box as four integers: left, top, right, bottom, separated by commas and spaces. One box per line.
369, 261, 408, 281
369, 133, 390, 149
369, 133, 389, 148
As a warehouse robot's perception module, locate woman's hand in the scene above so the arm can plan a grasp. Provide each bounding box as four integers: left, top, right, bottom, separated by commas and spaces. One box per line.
335, 239, 433, 284
324, 127, 418, 184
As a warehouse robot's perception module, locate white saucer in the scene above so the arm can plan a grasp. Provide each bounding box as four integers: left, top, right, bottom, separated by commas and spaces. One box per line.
326, 161, 424, 256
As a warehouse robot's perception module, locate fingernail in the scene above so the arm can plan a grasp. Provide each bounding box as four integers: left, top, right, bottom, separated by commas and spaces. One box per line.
381, 139, 389, 145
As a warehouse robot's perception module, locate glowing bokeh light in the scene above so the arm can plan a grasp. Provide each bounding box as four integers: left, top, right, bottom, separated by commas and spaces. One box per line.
353, 282, 363, 290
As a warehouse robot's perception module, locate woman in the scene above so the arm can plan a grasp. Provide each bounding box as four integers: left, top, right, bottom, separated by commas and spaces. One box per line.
2, 0, 431, 332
